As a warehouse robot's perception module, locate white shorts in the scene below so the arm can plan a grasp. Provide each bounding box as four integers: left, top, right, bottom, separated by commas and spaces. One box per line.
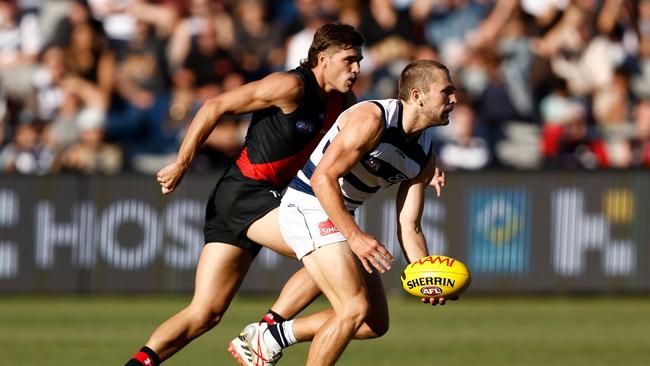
280, 188, 347, 260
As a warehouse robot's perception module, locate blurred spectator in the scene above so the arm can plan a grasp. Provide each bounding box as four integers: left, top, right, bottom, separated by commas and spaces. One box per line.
106, 20, 176, 171
438, 103, 491, 170
231, 0, 284, 79
0, 0, 42, 100
180, 15, 242, 100
539, 76, 583, 127
87, 0, 137, 52
25, 45, 109, 174
30, 45, 67, 124
167, 0, 235, 72
279, 0, 341, 40
0, 116, 54, 175
541, 98, 608, 169
474, 46, 539, 169
520, 0, 568, 28
62, 22, 116, 107
544, 1, 628, 98
88, 0, 179, 53
49, 0, 105, 48
348, 0, 427, 99
57, 108, 122, 174
357, 0, 420, 69
419, 0, 492, 69
593, 68, 635, 167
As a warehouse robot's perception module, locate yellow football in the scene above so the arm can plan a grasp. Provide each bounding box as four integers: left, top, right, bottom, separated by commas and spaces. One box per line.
400, 255, 471, 298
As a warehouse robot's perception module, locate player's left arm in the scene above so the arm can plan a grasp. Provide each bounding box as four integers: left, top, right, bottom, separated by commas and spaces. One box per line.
395, 153, 437, 263
397, 153, 456, 305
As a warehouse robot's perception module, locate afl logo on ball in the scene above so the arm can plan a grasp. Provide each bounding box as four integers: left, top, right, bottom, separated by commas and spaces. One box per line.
296, 120, 314, 133
420, 286, 442, 296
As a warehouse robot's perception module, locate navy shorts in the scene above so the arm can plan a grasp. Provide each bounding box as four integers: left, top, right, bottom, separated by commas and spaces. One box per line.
204, 166, 282, 256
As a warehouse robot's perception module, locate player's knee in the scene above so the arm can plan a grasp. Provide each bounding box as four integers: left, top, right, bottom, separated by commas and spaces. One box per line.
187, 306, 224, 331
340, 298, 369, 329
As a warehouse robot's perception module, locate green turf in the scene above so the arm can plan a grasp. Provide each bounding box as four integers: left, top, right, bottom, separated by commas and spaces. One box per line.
0, 295, 648, 365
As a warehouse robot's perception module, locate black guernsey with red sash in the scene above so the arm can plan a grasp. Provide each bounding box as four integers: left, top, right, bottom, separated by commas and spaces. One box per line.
234, 66, 345, 189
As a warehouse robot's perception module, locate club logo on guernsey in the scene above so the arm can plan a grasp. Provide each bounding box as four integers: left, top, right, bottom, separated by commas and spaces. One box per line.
362, 156, 382, 173
296, 120, 314, 133
318, 219, 340, 236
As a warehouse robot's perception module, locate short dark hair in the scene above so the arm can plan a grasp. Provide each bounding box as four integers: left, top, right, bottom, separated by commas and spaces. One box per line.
398, 60, 450, 101
300, 22, 364, 69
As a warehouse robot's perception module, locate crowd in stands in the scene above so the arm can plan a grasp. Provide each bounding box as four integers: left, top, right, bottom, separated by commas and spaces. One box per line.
0, 0, 649, 175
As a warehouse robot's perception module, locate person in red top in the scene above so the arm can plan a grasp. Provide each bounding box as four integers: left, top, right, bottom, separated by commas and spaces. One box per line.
123, 23, 363, 366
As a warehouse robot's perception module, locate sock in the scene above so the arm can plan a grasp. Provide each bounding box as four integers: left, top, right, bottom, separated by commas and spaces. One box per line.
261, 309, 287, 325
125, 346, 161, 366
266, 320, 297, 349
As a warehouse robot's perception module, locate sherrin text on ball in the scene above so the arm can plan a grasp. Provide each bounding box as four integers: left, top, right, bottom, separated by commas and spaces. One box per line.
400, 255, 471, 298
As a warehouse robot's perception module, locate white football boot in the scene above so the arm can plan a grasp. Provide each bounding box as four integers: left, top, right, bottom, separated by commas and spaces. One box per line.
228, 322, 283, 366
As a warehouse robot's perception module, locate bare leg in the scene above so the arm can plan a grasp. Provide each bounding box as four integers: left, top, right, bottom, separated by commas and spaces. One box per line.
300, 242, 370, 366
246, 208, 322, 318
144, 243, 253, 360
267, 267, 321, 318
246, 208, 295, 258
291, 268, 388, 342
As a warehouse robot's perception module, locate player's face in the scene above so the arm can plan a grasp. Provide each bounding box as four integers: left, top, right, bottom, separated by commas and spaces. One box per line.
425, 70, 457, 126
323, 46, 363, 93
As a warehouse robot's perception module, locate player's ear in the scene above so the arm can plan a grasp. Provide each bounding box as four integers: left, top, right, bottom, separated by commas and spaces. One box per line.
412, 89, 423, 107
318, 51, 328, 67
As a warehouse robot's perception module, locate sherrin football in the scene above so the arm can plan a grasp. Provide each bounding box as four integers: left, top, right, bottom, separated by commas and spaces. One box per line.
400, 255, 471, 298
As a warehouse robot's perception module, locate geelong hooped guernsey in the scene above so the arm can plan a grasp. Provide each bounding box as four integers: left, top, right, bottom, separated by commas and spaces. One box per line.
235, 66, 345, 189
289, 99, 435, 210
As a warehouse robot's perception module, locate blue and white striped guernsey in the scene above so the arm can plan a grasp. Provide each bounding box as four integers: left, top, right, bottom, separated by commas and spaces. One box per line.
287, 99, 436, 211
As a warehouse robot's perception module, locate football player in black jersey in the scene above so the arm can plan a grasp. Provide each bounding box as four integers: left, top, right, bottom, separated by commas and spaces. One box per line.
123, 23, 363, 366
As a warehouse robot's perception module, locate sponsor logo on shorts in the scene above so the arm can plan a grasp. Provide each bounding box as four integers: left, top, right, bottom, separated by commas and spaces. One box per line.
318, 219, 340, 236
296, 120, 314, 133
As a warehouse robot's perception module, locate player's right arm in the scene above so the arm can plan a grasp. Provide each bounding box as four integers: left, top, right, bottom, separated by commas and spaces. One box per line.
311, 102, 395, 273
156, 72, 304, 194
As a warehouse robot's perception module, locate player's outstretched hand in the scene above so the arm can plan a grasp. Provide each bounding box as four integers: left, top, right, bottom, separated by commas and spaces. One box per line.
348, 231, 394, 274
429, 167, 446, 197
156, 162, 187, 195
421, 296, 459, 306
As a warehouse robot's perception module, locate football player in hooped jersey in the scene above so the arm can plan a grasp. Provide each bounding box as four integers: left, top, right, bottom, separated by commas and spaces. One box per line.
230, 60, 457, 366
122, 23, 364, 366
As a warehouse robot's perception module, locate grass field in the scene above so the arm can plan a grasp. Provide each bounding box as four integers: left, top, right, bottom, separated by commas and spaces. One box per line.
1, 295, 649, 366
